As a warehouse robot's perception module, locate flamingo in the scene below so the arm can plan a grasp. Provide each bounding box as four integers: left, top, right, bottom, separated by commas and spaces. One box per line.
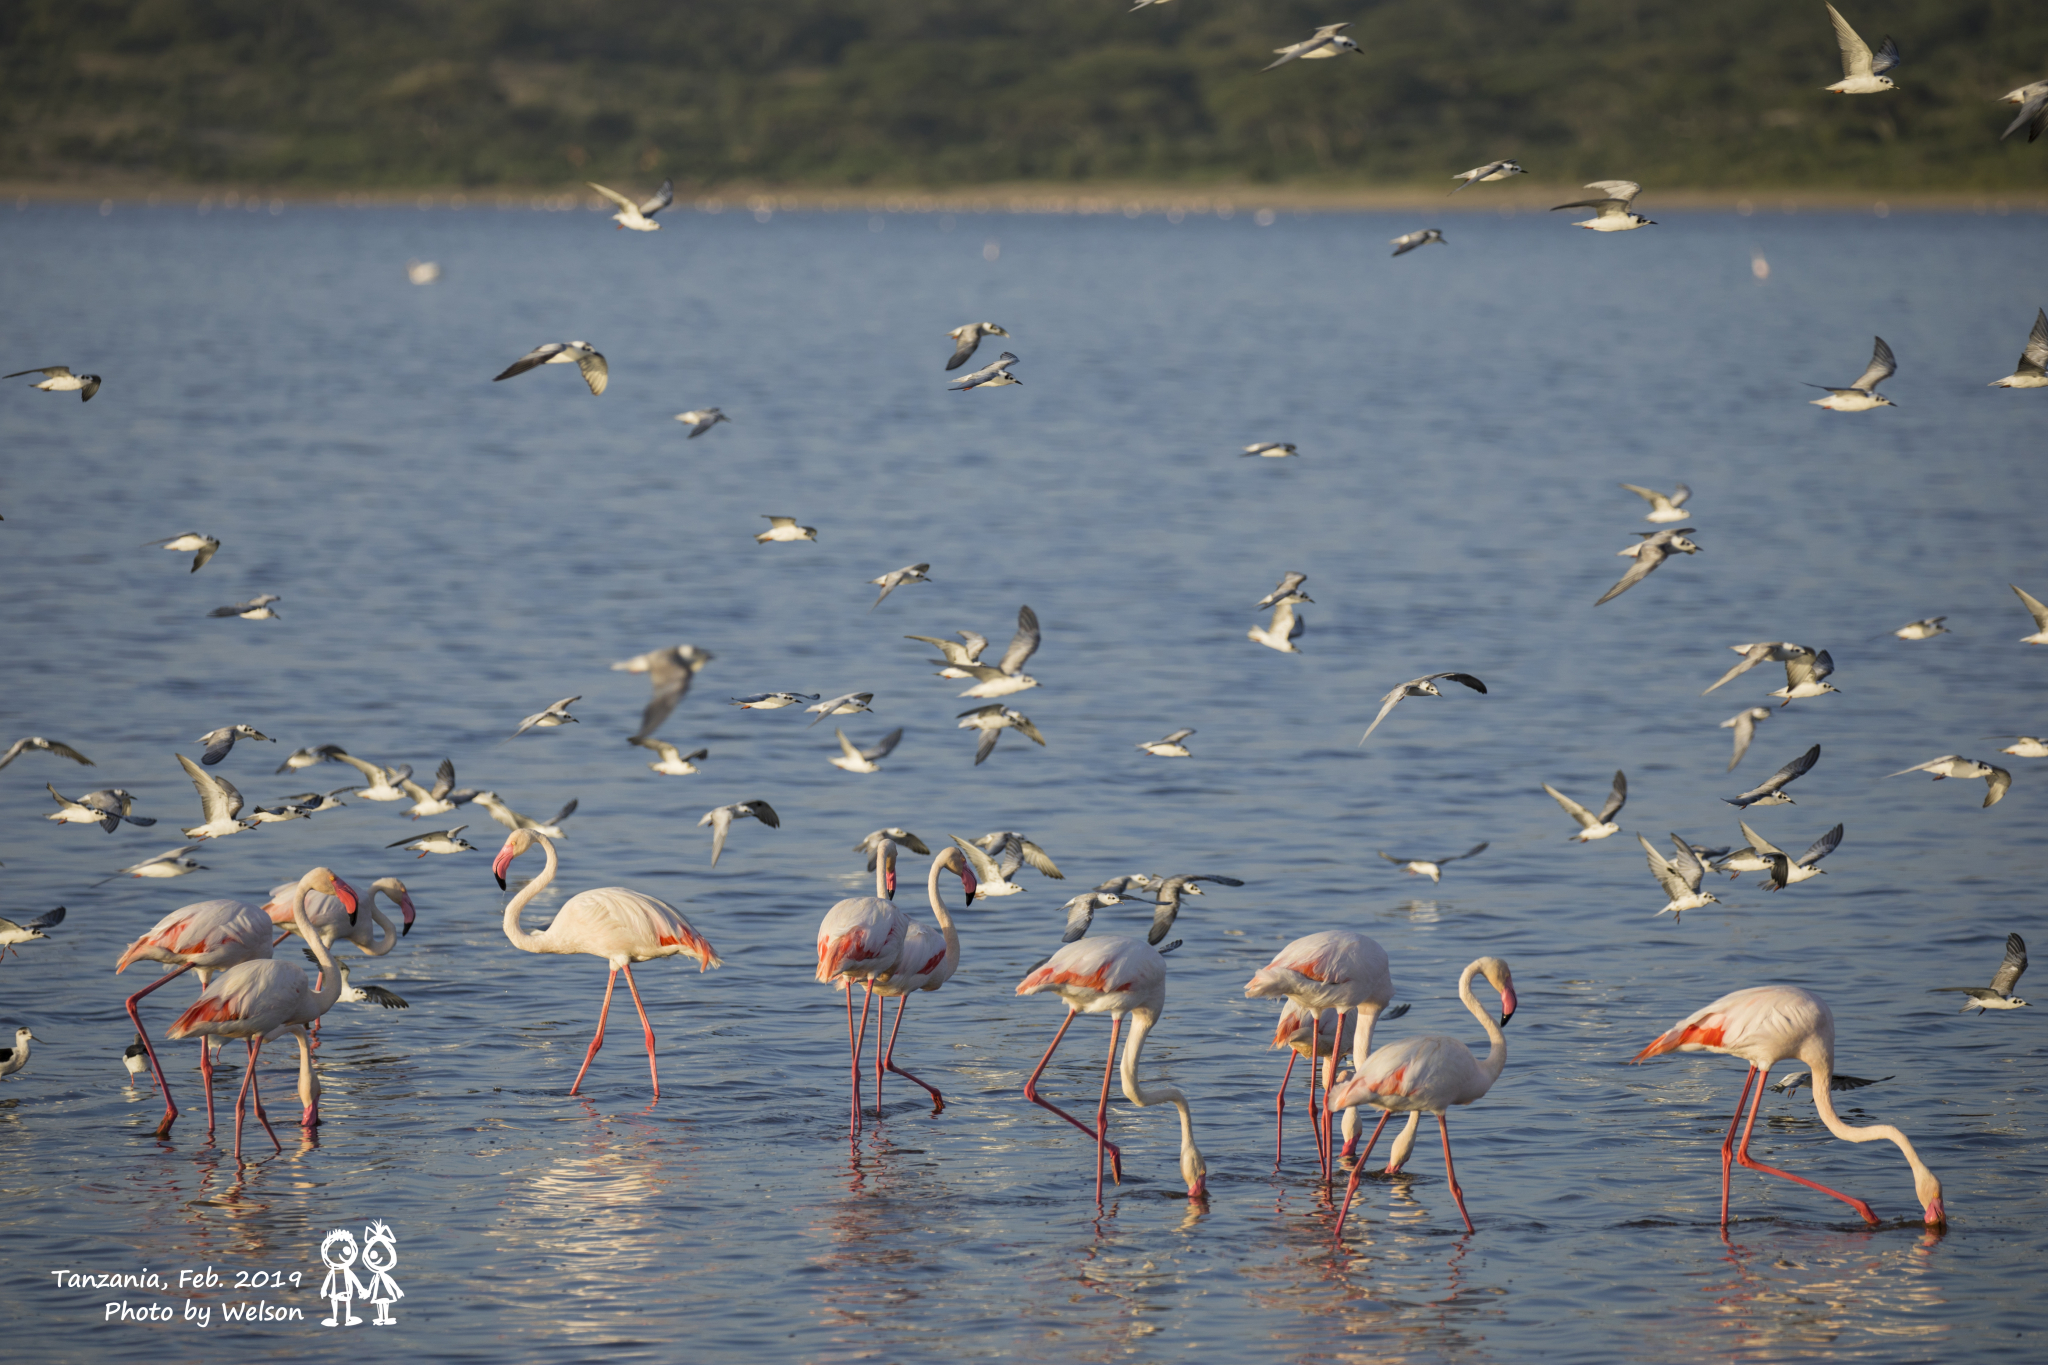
1329, 956, 1518, 1236
115, 897, 277, 1136
865, 845, 977, 1115
494, 828, 720, 1098
1245, 931, 1397, 1183
1631, 984, 1945, 1229
164, 868, 358, 1159
263, 876, 416, 953
816, 839, 909, 1130
1268, 999, 1411, 1169
1016, 935, 1208, 1204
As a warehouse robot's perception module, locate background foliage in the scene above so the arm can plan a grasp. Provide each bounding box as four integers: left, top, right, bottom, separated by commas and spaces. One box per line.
4, 0, 2047, 190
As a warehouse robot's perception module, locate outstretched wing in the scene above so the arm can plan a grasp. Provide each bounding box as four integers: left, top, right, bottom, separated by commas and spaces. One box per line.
1828, 3, 1874, 78
494, 342, 565, 381
1850, 336, 1896, 392
861, 728, 904, 762
639, 179, 674, 216
1797, 823, 1843, 867
1991, 933, 2028, 995
1639, 834, 1686, 900
2013, 584, 2048, 632
586, 181, 638, 212
1061, 893, 1103, 943
1596, 546, 1662, 605
950, 835, 1004, 885
1001, 605, 1041, 674
575, 348, 609, 396
1544, 783, 1597, 828
1596, 771, 1628, 823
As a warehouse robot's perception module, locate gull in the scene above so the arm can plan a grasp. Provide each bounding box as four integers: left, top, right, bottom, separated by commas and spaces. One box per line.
1722, 707, 1774, 770
209, 593, 280, 620
1714, 826, 1775, 878
950, 351, 1020, 390
1379, 843, 1489, 885
588, 177, 673, 231
47, 785, 135, 830
473, 792, 578, 837
1884, 755, 2012, 809
331, 753, 413, 801
699, 800, 780, 867
1879, 617, 1949, 640
869, 563, 931, 609
1932, 933, 2029, 1013
956, 605, 1041, 698
1136, 874, 1244, 944
1242, 442, 1297, 457
1752, 822, 1844, 891
1450, 160, 1526, 192
630, 737, 708, 774
406, 259, 440, 285
79, 788, 155, 830
1770, 1070, 1891, 1094
177, 753, 256, 838
1724, 743, 1821, 809
277, 789, 350, 813
1390, 229, 1445, 257
275, 743, 346, 774
245, 799, 317, 826
756, 515, 819, 543
675, 408, 730, 436
957, 703, 1045, 765
806, 692, 875, 727
856, 829, 932, 869
1620, 483, 1691, 522
1999, 80, 2048, 142
731, 692, 819, 710
1256, 572, 1310, 609
1704, 641, 1812, 695
1095, 874, 1164, 896
197, 724, 274, 766
1552, 180, 1656, 231
1808, 336, 1897, 411
1249, 594, 1308, 652
946, 322, 1010, 371
387, 826, 475, 858
96, 845, 208, 884
0, 910, 63, 960
951, 832, 1064, 899
398, 758, 465, 817
1058, 892, 1125, 941
906, 629, 989, 679
1263, 22, 1359, 70
302, 951, 410, 1009
1543, 771, 1627, 840
1358, 672, 1487, 743
493, 341, 607, 395
1989, 309, 2048, 387
144, 533, 219, 572
1996, 737, 2048, 758
1137, 728, 1195, 757
512, 695, 580, 736
614, 643, 714, 740
5, 365, 100, 401
0, 736, 94, 771
830, 727, 903, 773
1823, 4, 1900, 93
1596, 528, 1699, 604
2012, 585, 2048, 643
1641, 833, 1721, 921
1768, 648, 1840, 706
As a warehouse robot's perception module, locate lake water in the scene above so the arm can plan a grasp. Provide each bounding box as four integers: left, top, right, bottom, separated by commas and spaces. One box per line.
1, 195, 2044, 1364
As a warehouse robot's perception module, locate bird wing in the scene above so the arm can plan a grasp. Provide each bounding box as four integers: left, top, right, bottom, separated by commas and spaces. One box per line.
4, 366, 72, 379
548, 798, 579, 826
1009, 712, 1046, 745
1809, 649, 1836, 683
1703, 642, 1774, 695
1991, 933, 2029, 994
2003, 91, 2048, 143
740, 800, 779, 829
429, 757, 456, 801
1357, 686, 1408, 743
835, 729, 863, 763
1263, 41, 1309, 71
190, 540, 218, 571
705, 808, 732, 865
1639, 834, 1686, 900
575, 348, 609, 396
862, 728, 904, 761
1851, 336, 1896, 392
1596, 770, 1628, 823
26, 906, 65, 931
1798, 823, 1844, 867
20, 738, 90, 769
1062, 893, 1101, 943
950, 835, 1004, 884
1146, 898, 1181, 946
1983, 764, 2013, 807
2013, 584, 2048, 631
1869, 33, 1900, 76
329, 752, 384, 783
946, 329, 983, 371
1670, 484, 1691, 507
1739, 821, 1786, 859
634, 650, 696, 740
1828, 3, 1874, 78
1000, 605, 1041, 674
178, 753, 242, 823
1668, 835, 1707, 892
906, 634, 975, 666
973, 726, 1001, 765
1759, 743, 1821, 793
1619, 483, 1664, 506
1884, 754, 1955, 778
586, 181, 638, 212
1391, 234, 1421, 256
1596, 544, 1664, 604
2014, 308, 2048, 376
199, 730, 237, 765
639, 179, 674, 216
1158, 728, 1196, 745
1018, 839, 1065, 878
1445, 843, 1489, 862
1258, 571, 1309, 607
1543, 783, 1598, 828
1781, 648, 1820, 687
494, 343, 564, 380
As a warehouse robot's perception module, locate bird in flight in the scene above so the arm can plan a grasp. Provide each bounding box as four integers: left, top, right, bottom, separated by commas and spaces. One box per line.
675, 408, 730, 437
756, 516, 818, 543
950, 351, 1021, 391
869, 563, 931, 609
494, 341, 607, 395
1359, 672, 1487, 743
0, 736, 94, 771
1724, 744, 1821, 809
1552, 180, 1656, 231
1931, 934, 2029, 1013
1263, 23, 1359, 70
1596, 529, 1699, 605
1989, 309, 2048, 388
1823, 4, 1900, 94
1450, 161, 1526, 193
587, 177, 673, 231
946, 322, 1010, 371
511, 696, 580, 737
144, 533, 220, 572
4, 365, 100, 401
1620, 483, 1690, 522
1390, 229, 1445, 257
1543, 771, 1627, 840
1379, 844, 1488, 885
1808, 337, 1897, 412
1885, 754, 2012, 808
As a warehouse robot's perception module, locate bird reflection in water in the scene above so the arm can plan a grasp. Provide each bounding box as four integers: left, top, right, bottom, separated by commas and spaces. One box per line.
1697, 1220, 1951, 1355
1245, 1214, 1501, 1358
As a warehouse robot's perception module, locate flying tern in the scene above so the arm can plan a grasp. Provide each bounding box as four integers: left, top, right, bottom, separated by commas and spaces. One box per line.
209, 594, 280, 620
1724, 744, 1820, 809
1241, 442, 1297, 457
1808, 336, 1897, 411
1746, 822, 1845, 890
2013, 585, 2048, 643
700, 800, 780, 866
1359, 672, 1487, 743
1768, 649, 1840, 706
957, 703, 1045, 765
1721, 708, 1773, 771
1989, 309, 2048, 388
511, 695, 580, 736
675, 408, 729, 436
144, 533, 219, 572
1620, 483, 1691, 522
331, 753, 412, 801
756, 516, 818, 543
197, 725, 274, 766
473, 792, 577, 837
631, 738, 707, 774
4, 365, 100, 401
830, 727, 902, 773
1248, 594, 1308, 653
1543, 771, 1627, 840
1879, 617, 1949, 640
1932, 933, 2029, 1013
1823, 4, 1900, 93
1999, 79, 2048, 142
1596, 528, 1699, 605
945, 322, 1010, 371
398, 758, 466, 817
1450, 160, 1526, 192
1136, 728, 1195, 757
955, 605, 1040, 697
1641, 834, 1720, 921
950, 352, 1020, 390
869, 563, 931, 609
0, 737, 94, 771
177, 753, 255, 838
906, 629, 989, 679
388, 826, 475, 858
1263, 23, 1358, 70
587, 177, 672, 231
614, 643, 713, 740
1378, 843, 1488, 884
1704, 641, 1812, 695
1256, 572, 1310, 610
493, 341, 607, 395
1390, 229, 1444, 257
1885, 754, 2011, 808
806, 692, 875, 727
731, 692, 819, 710
96, 845, 207, 885
1552, 180, 1656, 231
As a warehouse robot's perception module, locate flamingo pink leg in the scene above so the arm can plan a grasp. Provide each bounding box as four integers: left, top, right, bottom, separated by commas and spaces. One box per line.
1093, 1014, 1123, 1206
1331, 1109, 1395, 1240
1023, 1009, 1123, 1185
853, 984, 877, 1119
199, 1037, 217, 1133
571, 968, 619, 1096
1274, 1049, 1297, 1170
123, 962, 194, 1137
1319, 1008, 1350, 1187
870, 986, 887, 1118
619, 963, 660, 1099
1438, 1114, 1475, 1233
1307, 1011, 1327, 1181
844, 985, 863, 1132
882, 996, 944, 1114
1734, 1064, 1880, 1226
1719, 1065, 1760, 1227
248, 1050, 279, 1150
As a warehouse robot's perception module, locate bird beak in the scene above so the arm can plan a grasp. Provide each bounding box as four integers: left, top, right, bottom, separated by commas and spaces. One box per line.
492, 844, 516, 890
1924, 1196, 1946, 1227
884, 864, 898, 900
960, 869, 978, 906
331, 875, 360, 925
397, 891, 417, 935
1499, 982, 1518, 1026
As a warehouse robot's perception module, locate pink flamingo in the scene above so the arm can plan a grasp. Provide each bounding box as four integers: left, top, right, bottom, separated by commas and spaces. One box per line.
1016, 934, 1208, 1204
1329, 956, 1517, 1236
164, 868, 358, 1159
866, 845, 977, 1115
1245, 931, 1396, 1183
264, 875, 416, 953
816, 840, 909, 1129
115, 897, 277, 1137
1632, 984, 1945, 1228
495, 828, 720, 1098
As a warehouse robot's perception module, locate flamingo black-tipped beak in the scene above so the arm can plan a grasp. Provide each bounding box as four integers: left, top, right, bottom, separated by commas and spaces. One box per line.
960, 870, 978, 907
1500, 982, 1518, 1026
885, 866, 897, 900
492, 844, 516, 889
398, 893, 417, 935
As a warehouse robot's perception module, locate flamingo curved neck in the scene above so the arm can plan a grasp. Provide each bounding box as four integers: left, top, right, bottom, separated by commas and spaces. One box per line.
502, 835, 560, 953
295, 879, 344, 1016
873, 839, 895, 899
925, 851, 962, 979
357, 892, 398, 955
1459, 960, 1508, 1087
1803, 1050, 1939, 1186
1119, 1009, 1205, 1189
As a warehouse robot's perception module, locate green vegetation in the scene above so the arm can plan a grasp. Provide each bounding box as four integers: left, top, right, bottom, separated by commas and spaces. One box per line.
4, 0, 2046, 190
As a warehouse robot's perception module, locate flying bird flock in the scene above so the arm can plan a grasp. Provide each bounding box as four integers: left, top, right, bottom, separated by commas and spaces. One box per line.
2, 7, 2042, 1272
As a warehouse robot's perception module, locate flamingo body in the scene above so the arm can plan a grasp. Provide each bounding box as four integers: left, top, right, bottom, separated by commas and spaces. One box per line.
1246, 930, 1396, 1181
265, 877, 416, 953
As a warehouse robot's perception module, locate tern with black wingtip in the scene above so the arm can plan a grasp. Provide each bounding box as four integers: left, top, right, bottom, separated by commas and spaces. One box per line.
0, 737, 94, 771
1884, 754, 2011, 808
1543, 771, 1627, 840
145, 533, 219, 572
1808, 336, 1897, 410
1359, 673, 1488, 743
700, 801, 780, 867
1379, 844, 1488, 885
494, 341, 607, 395
1597, 529, 1699, 605
5, 365, 100, 401
1725, 744, 1821, 809
1932, 934, 2029, 1012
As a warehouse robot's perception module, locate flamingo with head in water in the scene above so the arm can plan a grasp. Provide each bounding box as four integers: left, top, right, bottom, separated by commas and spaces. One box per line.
1632, 984, 1945, 1229
494, 828, 721, 1099
1246, 930, 1397, 1184
864, 845, 977, 1115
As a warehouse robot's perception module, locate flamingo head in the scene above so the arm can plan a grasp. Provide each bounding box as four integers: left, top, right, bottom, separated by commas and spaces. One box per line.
493, 828, 536, 889
1183, 1143, 1209, 1201
1918, 1170, 1946, 1228
1478, 956, 1517, 1025
310, 868, 359, 925
940, 845, 977, 905
375, 877, 416, 935
881, 840, 898, 900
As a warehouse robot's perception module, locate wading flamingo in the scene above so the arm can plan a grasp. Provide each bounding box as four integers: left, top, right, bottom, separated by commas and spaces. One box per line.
867, 845, 977, 1114
1016, 935, 1208, 1204
265, 876, 416, 953
495, 828, 721, 1099
1245, 931, 1396, 1183
165, 868, 357, 1159
115, 898, 277, 1136
1632, 984, 1945, 1228
1269, 999, 1412, 1169
816, 839, 909, 1130
1329, 956, 1517, 1236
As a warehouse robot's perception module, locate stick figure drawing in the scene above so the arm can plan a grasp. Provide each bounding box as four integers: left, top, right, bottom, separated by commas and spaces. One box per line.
360, 1221, 404, 1325
318, 1229, 365, 1327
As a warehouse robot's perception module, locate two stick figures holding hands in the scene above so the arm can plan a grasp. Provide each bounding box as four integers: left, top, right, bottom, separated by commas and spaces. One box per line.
319, 1221, 403, 1327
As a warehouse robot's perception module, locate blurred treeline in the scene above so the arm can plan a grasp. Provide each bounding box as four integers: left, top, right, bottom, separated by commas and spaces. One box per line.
4, 0, 2045, 190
